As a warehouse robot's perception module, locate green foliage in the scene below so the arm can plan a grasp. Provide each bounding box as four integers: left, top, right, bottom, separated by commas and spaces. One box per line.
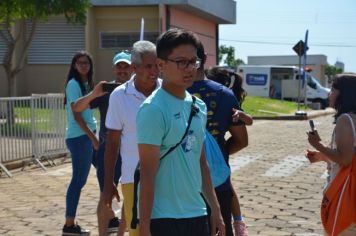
325, 64, 343, 77
0, 0, 91, 97
0, 0, 90, 24
219, 45, 245, 68
242, 96, 307, 117
325, 64, 343, 83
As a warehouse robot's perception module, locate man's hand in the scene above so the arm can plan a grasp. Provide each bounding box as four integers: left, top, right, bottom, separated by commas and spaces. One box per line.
210, 207, 225, 236
102, 182, 120, 209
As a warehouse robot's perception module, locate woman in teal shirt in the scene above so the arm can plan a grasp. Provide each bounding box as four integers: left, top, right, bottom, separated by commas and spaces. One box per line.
62, 51, 98, 236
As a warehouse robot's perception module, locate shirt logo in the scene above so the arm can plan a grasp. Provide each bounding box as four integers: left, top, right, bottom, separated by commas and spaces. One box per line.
174, 112, 181, 119
181, 130, 196, 153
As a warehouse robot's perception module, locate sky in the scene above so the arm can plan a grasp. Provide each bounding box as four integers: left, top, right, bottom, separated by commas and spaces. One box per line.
219, 0, 356, 72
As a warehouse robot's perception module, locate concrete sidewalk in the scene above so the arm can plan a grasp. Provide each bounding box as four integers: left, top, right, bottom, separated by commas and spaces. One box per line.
0, 114, 335, 235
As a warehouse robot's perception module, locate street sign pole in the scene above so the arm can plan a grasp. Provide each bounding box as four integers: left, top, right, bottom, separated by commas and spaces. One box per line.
297, 54, 302, 111
303, 30, 309, 108
293, 40, 307, 116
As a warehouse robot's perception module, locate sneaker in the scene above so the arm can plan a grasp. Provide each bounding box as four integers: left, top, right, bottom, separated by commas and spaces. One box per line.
233, 221, 248, 236
62, 224, 90, 236
107, 217, 120, 233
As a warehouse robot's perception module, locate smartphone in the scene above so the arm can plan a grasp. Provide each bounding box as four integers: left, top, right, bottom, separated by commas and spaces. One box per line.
102, 82, 119, 93
309, 120, 315, 132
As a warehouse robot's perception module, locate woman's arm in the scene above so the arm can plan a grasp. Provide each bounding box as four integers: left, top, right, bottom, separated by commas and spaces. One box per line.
72, 81, 107, 112
308, 115, 354, 166
71, 103, 99, 150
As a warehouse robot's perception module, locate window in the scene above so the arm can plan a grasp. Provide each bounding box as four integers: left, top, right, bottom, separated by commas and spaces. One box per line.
100, 32, 159, 49
0, 26, 9, 64
27, 17, 85, 64
0, 37, 5, 64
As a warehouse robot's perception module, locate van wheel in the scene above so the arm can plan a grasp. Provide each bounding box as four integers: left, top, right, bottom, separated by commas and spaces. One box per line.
314, 98, 328, 109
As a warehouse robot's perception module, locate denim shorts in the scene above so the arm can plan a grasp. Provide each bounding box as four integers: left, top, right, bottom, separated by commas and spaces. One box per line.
92, 141, 122, 192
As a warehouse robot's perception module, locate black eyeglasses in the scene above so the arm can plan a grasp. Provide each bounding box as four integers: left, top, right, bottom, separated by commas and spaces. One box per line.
76, 61, 90, 66
165, 58, 202, 69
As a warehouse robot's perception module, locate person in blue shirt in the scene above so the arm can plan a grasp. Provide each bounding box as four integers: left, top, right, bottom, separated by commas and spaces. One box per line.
136, 28, 225, 236
62, 51, 97, 236
188, 43, 249, 236
72, 51, 133, 236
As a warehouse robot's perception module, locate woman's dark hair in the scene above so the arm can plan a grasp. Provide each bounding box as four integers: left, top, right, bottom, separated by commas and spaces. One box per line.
332, 73, 356, 120
64, 51, 94, 105
206, 67, 247, 103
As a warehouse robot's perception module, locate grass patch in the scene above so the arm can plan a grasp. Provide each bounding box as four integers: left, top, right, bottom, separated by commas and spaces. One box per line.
0, 123, 32, 137
242, 96, 309, 117
0, 106, 100, 138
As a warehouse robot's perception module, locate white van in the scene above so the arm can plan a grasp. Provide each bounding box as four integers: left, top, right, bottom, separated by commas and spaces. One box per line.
237, 65, 330, 108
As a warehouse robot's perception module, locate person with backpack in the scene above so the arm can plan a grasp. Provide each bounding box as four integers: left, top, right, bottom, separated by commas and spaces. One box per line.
306, 73, 356, 235
136, 28, 225, 236
102, 40, 161, 236
204, 66, 252, 236
188, 44, 249, 236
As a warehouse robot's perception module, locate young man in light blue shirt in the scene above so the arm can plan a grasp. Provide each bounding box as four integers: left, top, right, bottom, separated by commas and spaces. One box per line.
136, 28, 225, 236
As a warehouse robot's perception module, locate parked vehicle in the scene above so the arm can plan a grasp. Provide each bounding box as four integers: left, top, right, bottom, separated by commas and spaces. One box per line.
237, 65, 330, 108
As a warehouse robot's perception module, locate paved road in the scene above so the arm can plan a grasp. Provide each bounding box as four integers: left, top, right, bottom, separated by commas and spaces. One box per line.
0, 114, 335, 236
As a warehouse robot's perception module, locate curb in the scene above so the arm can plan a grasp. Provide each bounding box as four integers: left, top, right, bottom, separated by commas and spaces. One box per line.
252, 108, 335, 120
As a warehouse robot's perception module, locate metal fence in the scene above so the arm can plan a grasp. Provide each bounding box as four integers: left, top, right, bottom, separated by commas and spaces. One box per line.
0, 94, 68, 177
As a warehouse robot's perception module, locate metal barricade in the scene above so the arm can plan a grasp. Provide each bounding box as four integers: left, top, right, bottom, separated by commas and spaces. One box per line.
0, 94, 68, 177
30, 94, 68, 169
0, 96, 33, 177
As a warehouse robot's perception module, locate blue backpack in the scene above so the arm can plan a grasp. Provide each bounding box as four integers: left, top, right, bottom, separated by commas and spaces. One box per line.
205, 130, 230, 187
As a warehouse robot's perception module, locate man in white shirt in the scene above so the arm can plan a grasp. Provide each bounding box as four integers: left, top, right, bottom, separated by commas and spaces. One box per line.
103, 40, 160, 236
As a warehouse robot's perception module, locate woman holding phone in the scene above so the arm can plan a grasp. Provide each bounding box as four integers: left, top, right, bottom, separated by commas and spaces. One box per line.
306, 73, 356, 235
62, 51, 98, 236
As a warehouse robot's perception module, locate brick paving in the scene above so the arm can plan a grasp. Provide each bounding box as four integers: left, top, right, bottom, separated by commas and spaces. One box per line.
0, 114, 335, 236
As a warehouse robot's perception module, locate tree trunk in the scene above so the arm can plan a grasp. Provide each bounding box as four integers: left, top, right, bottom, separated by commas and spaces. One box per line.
5, 73, 16, 126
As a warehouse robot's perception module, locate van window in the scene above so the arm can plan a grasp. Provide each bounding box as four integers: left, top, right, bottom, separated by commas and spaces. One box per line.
307, 75, 322, 89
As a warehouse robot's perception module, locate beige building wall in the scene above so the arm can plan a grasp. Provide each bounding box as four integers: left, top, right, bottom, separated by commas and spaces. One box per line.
23, 65, 68, 94
170, 7, 217, 67
1, 5, 224, 97
92, 6, 159, 83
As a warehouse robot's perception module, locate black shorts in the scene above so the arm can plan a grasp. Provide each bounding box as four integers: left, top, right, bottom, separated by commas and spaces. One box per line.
150, 215, 210, 236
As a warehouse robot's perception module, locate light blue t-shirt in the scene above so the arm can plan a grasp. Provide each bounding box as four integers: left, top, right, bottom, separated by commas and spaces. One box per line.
65, 79, 96, 139
136, 88, 207, 219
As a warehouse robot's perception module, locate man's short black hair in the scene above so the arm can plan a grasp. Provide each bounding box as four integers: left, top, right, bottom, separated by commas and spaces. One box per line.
156, 28, 200, 59
196, 41, 205, 70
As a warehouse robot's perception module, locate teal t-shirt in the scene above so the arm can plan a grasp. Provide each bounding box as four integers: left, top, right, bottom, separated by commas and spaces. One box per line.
65, 79, 96, 139
136, 88, 207, 219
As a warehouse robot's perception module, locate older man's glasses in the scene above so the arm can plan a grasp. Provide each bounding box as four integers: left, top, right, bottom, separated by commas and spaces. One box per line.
165, 58, 202, 69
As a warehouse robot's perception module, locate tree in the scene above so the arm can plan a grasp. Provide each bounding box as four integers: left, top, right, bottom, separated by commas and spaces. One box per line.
325, 64, 343, 84
219, 45, 245, 68
0, 0, 91, 97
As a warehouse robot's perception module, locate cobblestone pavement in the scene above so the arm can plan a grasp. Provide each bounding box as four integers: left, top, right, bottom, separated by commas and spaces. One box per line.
0, 114, 335, 236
